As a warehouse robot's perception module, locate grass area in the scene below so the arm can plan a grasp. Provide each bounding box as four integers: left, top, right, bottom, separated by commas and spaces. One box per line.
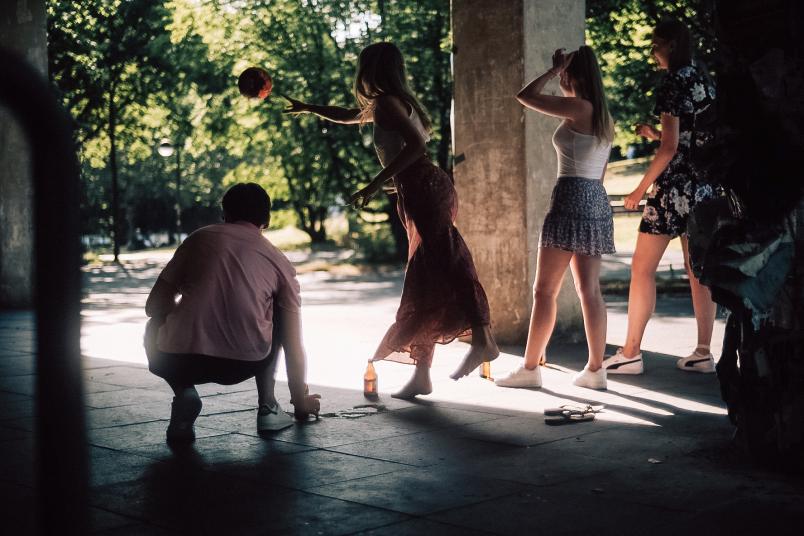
83, 226, 315, 266
613, 213, 683, 253
604, 157, 649, 196
606, 157, 683, 253
265, 226, 312, 250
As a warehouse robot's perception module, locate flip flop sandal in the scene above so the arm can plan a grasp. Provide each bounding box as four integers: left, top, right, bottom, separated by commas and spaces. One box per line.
544, 404, 601, 417
544, 409, 596, 425
544, 405, 600, 425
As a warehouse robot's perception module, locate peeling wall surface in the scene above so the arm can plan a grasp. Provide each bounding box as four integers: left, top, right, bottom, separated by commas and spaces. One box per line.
0, 0, 46, 307
453, 0, 585, 344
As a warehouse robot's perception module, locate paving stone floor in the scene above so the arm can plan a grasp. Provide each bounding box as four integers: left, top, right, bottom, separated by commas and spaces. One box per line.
2, 252, 803, 534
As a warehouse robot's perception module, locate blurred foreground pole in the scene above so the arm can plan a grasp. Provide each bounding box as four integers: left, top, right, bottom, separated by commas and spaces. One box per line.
0, 47, 88, 534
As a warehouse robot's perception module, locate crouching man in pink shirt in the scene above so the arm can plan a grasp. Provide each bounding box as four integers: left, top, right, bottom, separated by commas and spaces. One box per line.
144, 182, 321, 442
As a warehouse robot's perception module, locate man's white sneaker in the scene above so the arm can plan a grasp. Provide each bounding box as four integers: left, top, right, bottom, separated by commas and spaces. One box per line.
166, 388, 202, 442
572, 366, 607, 390
494, 365, 542, 388
257, 403, 295, 432
602, 348, 644, 375
677, 351, 716, 373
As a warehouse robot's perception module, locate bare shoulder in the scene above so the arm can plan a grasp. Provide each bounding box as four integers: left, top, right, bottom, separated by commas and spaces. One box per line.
574, 97, 594, 114
373, 95, 411, 129
567, 97, 595, 131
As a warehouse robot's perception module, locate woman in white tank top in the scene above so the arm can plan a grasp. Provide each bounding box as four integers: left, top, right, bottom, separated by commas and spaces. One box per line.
495, 46, 616, 391
282, 42, 499, 399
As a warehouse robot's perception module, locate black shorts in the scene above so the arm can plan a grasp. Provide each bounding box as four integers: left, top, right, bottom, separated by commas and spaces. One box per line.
144, 319, 276, 386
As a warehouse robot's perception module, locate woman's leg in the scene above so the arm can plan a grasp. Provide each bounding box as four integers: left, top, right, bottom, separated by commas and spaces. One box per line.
680, 235, 717, 353
570, 254, 606, 370
523, 247, 575, 369
392, 346, 434, 399
450, 323, 500, 379
621, 232, 672, 357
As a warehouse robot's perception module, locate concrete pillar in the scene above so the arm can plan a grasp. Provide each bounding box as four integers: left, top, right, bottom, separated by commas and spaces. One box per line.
453, 0, 585, 344
0, 0, 46, 307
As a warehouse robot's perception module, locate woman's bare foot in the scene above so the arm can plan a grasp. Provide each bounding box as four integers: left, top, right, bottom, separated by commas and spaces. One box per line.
450, 340, 500, 380
391, 375, 433, 400
392, 364, 432, 400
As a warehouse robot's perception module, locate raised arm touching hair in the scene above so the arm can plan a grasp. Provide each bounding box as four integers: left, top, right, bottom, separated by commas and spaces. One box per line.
516, 49, 591, 122
282, 95, 363, 124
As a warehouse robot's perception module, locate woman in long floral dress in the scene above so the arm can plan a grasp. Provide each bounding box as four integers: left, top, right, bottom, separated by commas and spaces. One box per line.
276, 42, 499, 398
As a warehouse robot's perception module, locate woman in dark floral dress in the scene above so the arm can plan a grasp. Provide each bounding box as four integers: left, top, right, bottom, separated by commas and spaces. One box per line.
603, 18, 718, 376
280, 43, 499, 398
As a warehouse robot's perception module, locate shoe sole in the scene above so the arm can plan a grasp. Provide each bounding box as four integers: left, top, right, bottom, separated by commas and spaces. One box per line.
603, 356, 644, 375
604, 366, 643, 375
573, 381, 607, 390
677, 363, 715, 373
495, 382, 542, 388
257, 421, 295, 432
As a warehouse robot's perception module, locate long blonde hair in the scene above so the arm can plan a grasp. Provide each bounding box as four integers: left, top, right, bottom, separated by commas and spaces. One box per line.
565, 46, 614, 143
353, 42, 431, 131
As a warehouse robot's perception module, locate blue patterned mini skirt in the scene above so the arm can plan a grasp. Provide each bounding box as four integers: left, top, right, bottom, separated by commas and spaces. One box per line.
540, 176, 615, 257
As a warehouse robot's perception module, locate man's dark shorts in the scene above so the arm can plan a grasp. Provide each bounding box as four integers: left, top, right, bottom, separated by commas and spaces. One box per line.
144, 319, 275, 386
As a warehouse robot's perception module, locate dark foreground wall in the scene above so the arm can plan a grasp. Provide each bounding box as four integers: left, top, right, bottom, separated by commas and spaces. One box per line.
699, 0, 804, 466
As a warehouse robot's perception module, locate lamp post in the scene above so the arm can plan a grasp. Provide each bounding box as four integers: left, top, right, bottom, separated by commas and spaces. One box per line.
157, 139, 182, 244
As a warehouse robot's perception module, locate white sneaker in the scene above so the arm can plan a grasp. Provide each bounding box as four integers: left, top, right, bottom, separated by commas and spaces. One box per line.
494, 365, 542, 388
572, 366, 607, 390
257, 403, 295, 432
602, 348, 644, 375
677, 351, 715, 373
166, 388, 202, 442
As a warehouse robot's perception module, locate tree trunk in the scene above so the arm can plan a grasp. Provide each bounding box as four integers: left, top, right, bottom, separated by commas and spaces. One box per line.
297, 204, 327, 244
108, 84, 120, 262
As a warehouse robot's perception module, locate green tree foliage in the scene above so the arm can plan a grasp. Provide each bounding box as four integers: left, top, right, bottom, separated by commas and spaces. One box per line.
47, 0, 175, 258
48, 0, 451, 255
586, 0, 715, 154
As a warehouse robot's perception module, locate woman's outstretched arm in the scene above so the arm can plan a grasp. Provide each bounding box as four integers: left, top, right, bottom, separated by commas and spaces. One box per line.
283, 96, 363, 124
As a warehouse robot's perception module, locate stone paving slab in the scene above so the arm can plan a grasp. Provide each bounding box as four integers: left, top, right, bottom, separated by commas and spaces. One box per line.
439, 441, 622, 487
307, 465, 529, 516
91, 474, 408, 535
429, 485, 684, 536
327, 428, 522, 468
216, 449, 408, 490
353, 518, 492, 535
0, 374, 36, 396
129, 431, 314, 463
